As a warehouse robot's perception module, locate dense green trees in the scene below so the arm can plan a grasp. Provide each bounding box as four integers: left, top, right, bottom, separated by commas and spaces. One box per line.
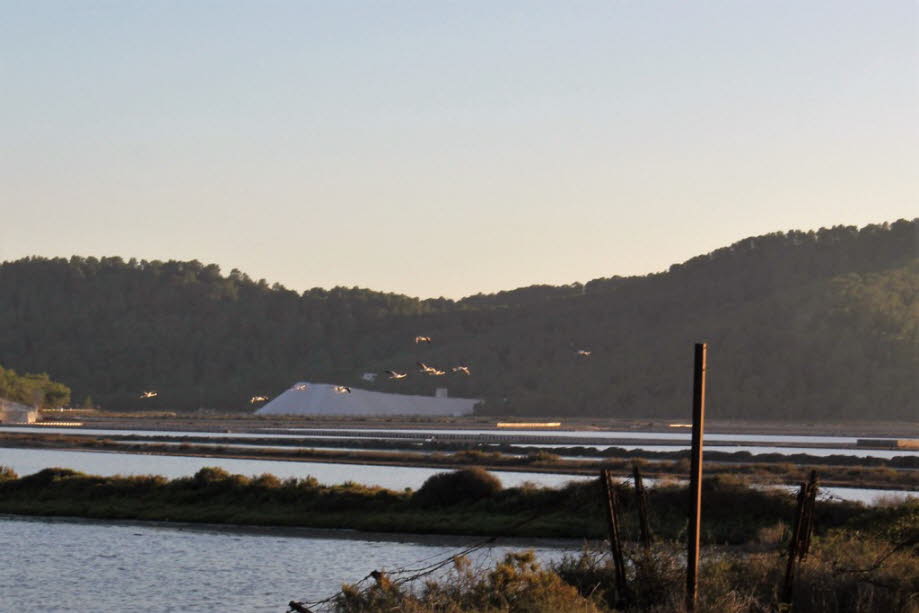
0, 364, 70, 408
0, 219, 915, 419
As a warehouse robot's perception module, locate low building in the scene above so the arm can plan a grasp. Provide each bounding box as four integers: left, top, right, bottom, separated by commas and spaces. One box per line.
256, 382, 478, 417
0, 399, 39, 424
857, 438, 919, 450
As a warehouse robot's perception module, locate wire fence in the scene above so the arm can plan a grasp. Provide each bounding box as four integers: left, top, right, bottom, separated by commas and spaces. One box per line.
288, 484, 603, 612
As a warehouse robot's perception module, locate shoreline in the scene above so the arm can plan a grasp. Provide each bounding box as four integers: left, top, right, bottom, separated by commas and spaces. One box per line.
1, 464, 914, 545
0, 512, 582, 548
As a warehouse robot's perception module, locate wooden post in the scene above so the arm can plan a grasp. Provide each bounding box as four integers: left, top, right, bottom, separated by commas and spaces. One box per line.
600, 469, 628, 602
783, 470, 819, 607
800, 471, 818, 561
686, 342, 707, 612
783, 481, 808, 606
632, 463, 652, 550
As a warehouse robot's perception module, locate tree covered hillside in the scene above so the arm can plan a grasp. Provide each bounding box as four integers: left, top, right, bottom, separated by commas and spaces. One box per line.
0, 219, 915, 419
0, 364, 70, 408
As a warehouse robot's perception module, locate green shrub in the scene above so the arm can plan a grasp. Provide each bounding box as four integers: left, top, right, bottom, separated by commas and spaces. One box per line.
334, 552, 603, 613
19, 467, 83, 487
526, 450, 562, 463
413, 468, 503, 508
252, 473, 282, 489
192, 466, 231, 485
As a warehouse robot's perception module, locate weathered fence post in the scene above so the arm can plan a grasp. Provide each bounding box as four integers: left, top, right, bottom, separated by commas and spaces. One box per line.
783, 480, 808, 605
632, 462, 653, 550
800, 471, 818, 561
600, 468, 629, 602
783, 470, 818, 607
686, 342, 707, 612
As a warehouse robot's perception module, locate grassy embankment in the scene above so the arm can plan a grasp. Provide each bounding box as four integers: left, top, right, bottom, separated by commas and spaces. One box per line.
3, 431, 918, 490
319, 472, 918, 612
0, 464, 913, 543
326, 532, 919, 613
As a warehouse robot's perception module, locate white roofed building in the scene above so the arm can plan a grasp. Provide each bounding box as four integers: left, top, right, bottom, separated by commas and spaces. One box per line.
256, 382, 478, 417
0, 398, 39, 424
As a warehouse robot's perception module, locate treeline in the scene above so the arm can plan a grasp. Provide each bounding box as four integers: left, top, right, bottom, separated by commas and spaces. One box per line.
0, 219, 915, 419
0, 364, 70, 409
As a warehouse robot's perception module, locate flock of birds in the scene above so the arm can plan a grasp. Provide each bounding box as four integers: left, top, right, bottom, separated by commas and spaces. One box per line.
139, 335, 592, 405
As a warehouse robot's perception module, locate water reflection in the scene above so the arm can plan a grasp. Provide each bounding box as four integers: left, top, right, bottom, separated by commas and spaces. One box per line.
0, 515, 576, 613
0, 447, 588, 490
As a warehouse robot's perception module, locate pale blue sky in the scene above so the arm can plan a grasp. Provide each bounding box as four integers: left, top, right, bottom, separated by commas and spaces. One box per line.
2, 1, 916, 298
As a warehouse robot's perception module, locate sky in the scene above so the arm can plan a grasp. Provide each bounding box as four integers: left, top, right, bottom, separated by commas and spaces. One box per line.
2, 1, 916, 298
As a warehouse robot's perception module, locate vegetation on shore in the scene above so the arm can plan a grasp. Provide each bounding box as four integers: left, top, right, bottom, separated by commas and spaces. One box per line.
318, 474, 919, 612
326, 531, 919, 613
311, 469, 918, 612
1, 220, 916, 418
0, 364, 70, 409
0, 465, 913, 544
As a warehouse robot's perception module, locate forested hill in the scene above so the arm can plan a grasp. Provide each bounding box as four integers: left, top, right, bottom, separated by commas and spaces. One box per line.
0, 219, 916, 420
0, 365, 70, 409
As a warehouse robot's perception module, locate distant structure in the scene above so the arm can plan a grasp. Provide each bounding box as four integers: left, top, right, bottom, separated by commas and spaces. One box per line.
256, 382, 479, 417
0, 398, 38, 424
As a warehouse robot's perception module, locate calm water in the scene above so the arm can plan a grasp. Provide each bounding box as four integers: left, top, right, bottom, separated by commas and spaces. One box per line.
0, 515, 576, 612
0, 447, 589, 490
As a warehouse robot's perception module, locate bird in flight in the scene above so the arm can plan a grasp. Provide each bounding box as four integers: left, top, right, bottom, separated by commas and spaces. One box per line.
576, 349, 591, 357
386, 370, 407, 379
415, 336, 432, 344
334, 385, 352, 394
139, 391, 158, 399
417, 362, 446, 375
452, 366, 471, 376
293, 384, 309, 391
249, 395, 269, 403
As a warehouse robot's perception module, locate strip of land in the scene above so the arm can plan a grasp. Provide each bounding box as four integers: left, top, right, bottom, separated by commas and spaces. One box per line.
0, 464, 914, 544
2, 431, 917, 490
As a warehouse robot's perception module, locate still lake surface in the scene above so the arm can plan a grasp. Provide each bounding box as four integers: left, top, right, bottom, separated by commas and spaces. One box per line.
0, 447, 587, 490
0, 515, 577, 612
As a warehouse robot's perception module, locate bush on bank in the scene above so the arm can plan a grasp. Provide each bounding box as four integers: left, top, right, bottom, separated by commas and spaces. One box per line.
413, 467, 503, 507
330, 528, 919, 613
0, 465, 912, 545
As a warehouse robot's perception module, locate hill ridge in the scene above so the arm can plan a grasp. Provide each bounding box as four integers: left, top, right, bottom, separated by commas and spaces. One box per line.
0, 219, 915, 419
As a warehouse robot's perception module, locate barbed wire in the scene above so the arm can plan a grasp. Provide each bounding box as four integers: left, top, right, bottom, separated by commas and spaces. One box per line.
288, 482, 601, 612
